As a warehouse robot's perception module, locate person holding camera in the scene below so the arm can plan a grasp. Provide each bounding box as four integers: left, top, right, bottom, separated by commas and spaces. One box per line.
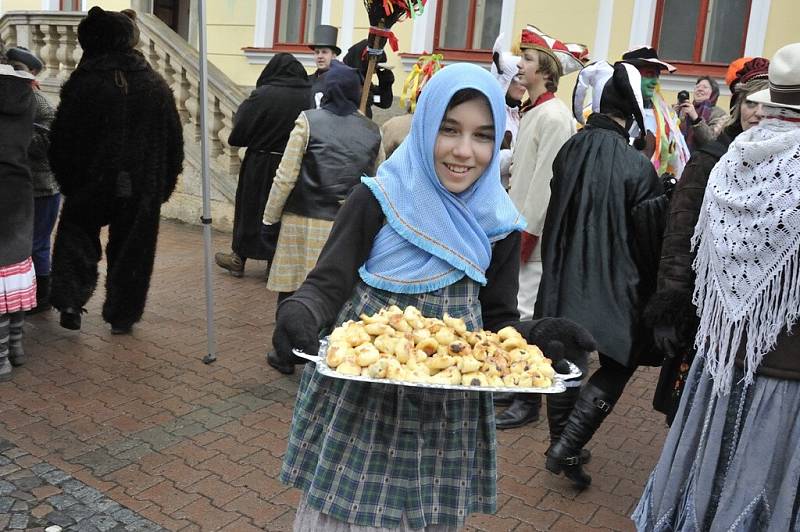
676, 76, 728, 152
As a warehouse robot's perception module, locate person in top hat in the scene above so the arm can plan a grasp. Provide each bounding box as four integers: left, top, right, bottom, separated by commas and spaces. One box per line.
7, 47, 59, 315
534, 61, 666, 489
496, 25, 586, 430
634, 42, 800, 531
308, 24, 341, 109
621, 46, 689, 177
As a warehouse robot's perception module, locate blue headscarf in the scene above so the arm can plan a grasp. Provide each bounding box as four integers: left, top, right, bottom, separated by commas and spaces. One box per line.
360, 63, 526, 294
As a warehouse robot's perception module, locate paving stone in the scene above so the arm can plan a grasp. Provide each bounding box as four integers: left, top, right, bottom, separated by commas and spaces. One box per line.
132, 427, 182, 451
73, 485, 105, 504
11, 489, 35, 502
115, 444, 154, 462
0, 455, 11, 466
14, 474, 44, 491
0, 463, 21, 476
3, 448, 29, 459
89, 514, 121, 532
30, 463, 55, 476
8, 513, 29, 529
45, 510, 77, 527
66, 502, 96, 522
0, 495, 14, 512
39, 468, 71, 485
31, 502, 53, 518
111, 508, 140, 525
72, 449, 129, 477
93, 498, 122, 515
0, 439, 15, 452
48, 493, 80, 510
0, 479, 15, 495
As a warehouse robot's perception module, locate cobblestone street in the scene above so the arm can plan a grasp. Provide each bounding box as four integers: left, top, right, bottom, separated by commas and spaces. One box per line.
0, 220, 668, 531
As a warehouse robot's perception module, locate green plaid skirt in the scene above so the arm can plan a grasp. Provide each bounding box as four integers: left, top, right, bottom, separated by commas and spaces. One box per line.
281, 279, 496, 529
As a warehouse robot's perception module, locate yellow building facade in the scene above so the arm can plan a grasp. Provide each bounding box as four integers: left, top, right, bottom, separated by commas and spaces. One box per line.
1, 0, 794, 105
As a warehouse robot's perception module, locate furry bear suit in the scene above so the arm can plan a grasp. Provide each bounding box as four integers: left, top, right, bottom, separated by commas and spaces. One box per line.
49, 7, 184, 330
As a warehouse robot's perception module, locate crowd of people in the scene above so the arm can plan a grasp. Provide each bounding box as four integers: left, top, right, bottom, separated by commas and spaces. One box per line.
3, 6, 800, 531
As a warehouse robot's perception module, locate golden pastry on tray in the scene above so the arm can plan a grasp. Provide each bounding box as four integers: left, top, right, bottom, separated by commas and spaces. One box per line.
323, 306, 557, 389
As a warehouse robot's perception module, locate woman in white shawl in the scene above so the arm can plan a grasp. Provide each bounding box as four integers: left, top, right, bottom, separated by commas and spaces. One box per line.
633, 42, 800, 531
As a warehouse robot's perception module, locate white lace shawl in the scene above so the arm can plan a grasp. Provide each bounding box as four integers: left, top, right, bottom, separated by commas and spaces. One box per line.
692, 111, 800, 395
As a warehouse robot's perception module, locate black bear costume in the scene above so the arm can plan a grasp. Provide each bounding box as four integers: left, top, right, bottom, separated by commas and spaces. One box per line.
49, 7, 183, 332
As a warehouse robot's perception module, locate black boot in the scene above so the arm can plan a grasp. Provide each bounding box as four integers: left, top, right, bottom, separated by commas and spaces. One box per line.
59, 307, 82, 330
495, 394, 541, 429
27, 275, 52, 315
492, 391, 516, 407
545, 386, 590, 464
545, 383, 615, 489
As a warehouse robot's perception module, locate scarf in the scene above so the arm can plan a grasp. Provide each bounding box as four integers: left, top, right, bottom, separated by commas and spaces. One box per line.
360, 63, 526, 294
255, 52, 310, 88
320, 61, 361, 117
692, 112, 800, 396
648, 88, 690, 177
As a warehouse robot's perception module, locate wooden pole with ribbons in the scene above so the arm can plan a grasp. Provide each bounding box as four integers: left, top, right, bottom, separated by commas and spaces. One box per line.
358, 0, 428, 114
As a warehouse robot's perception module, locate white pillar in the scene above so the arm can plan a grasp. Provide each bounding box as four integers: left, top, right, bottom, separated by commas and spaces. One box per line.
498, 0, 516, 50
744, 0, 771, 57
321, 0, 332, 25
340, 0, 355, 51
629, 0, 657, 50
410, 0, 436, 54
592, 0, 614, 61
42, 0, 59, 10
253, 0, 275, 48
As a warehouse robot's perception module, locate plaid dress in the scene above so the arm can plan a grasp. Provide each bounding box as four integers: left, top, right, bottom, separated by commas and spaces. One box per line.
281, 278, 496, 529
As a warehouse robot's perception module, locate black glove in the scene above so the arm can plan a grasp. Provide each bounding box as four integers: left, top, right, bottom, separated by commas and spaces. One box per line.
653, 325, 680, 359
376, 66, 395, 86
520, 318, 597, 373
272, 300, 320, 364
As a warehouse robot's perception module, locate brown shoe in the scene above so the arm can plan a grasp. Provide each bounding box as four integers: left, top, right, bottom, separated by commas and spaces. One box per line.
215, 252, 244, 277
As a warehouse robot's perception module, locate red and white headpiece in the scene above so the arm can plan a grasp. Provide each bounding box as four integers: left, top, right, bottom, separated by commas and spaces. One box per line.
519, 25, 588, 76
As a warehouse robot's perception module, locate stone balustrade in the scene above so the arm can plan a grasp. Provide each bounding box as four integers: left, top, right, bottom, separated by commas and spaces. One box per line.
0, 10, 249, 230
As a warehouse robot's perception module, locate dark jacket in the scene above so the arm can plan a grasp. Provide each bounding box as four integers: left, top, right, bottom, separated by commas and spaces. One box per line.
535, 113, 664, 367
0, 74, 35, 266
49, 49, 183, 203
284, 109, 381, 221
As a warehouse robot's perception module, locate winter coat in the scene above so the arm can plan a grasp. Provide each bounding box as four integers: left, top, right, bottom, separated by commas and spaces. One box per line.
49, 50, 183, 203
0, 73, 35, 266
535, 113, 665, 367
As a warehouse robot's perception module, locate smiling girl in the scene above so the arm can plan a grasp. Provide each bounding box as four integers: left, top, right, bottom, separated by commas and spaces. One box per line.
269, 63, 594, 530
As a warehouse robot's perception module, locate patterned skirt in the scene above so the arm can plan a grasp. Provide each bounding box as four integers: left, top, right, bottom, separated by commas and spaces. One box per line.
632, 355, 800, 531
267, 213, 334, 293
281, 279, 496, 530
0, 257, 36, 314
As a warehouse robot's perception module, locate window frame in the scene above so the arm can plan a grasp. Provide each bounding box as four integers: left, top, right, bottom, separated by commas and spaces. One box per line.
59, 0, 81, 10
271, 0, 319, 52
432, 0, 496, 62
651, 0, 753, 76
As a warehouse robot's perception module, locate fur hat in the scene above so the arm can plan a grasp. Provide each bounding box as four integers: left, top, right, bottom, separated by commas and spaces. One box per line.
6, 47, 43, 73
600, 62, 646, 148
78, 7, 139, 56
491, 34, 520, 94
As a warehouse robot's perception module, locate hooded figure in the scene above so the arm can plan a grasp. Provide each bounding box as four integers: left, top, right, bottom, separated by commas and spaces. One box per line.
48, 7, 184, 334
534, 61, 666, 489
342, 38, 394, 119
261, 61, 383, 373
214, 53, 311, 279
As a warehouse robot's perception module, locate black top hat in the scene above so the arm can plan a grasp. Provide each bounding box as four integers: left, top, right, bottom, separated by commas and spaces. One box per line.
309, 25, 341, 55
621, 46, 675, 73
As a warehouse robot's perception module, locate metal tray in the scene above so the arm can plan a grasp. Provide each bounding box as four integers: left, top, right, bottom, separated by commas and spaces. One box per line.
292, 338, 582, 394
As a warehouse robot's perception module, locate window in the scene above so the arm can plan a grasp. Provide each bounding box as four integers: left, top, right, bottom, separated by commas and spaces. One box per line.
434, 0, 502, 52
59, 0, 81, 9
653, 0, 752, 66
274, 0, 324, 45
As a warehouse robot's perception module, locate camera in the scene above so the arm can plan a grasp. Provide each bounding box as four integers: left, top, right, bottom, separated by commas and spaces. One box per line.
677, 90, 690, 104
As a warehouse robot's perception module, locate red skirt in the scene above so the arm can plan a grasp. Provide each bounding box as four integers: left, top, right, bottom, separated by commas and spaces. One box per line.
0, 257, 36, 314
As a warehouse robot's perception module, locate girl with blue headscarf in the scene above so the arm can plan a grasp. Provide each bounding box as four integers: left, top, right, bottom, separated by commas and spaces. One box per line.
272, 63, 595, 530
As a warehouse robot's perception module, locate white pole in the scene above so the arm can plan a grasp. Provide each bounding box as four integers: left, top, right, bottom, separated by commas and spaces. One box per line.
197, 0, 217, 364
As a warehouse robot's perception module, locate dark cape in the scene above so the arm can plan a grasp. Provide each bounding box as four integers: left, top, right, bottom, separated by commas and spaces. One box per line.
227, 53, 311, 260
0, 74, 35, 266
534, 113, 665, 367
342, 39, 394, 119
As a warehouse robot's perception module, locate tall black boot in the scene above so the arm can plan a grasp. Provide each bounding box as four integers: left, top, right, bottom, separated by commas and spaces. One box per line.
545, 386, 590, 464
545, 383, 616, 489
495, 394, 541, 430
